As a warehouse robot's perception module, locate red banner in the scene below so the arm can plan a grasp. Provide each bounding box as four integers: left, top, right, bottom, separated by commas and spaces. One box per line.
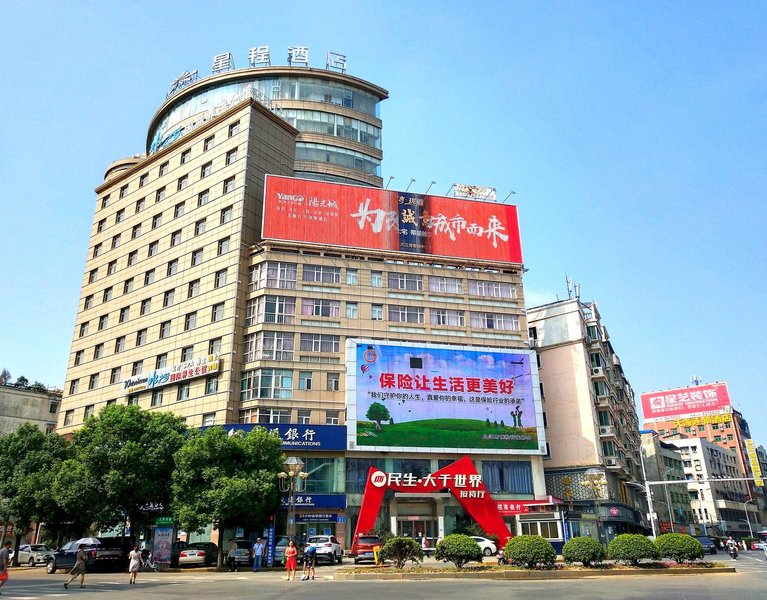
262, 176, 523, 263
640, 382, 731, 421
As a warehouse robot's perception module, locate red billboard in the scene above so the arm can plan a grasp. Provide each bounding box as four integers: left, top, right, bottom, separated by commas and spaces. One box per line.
640, 382, 731, 421
262, 176, 523, 263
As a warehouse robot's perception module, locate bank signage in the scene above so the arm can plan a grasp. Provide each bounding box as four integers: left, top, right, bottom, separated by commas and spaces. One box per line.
296, 513, 339, 523
281, 494, 347, 509
123, 354, 219, 394
221, 423, 346, 451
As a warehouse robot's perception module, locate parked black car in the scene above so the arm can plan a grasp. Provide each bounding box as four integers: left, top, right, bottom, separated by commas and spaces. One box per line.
46, 538, 126, 574
694, 536, 718, 555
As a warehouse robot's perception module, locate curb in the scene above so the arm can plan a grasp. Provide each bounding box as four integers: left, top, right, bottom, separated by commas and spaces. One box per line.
333, 567, 737, 581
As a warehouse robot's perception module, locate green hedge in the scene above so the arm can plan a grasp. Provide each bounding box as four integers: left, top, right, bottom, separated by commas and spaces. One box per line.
607, 534, 659, 565
504, 535, 556, 569
434, 534, 484, 569
562, 536, 606, 566
380, 536, 423, 569
654, 533, 704, 563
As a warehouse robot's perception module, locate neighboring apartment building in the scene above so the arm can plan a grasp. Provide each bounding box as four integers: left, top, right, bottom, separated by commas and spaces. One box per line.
663, 435, 758, 537
0, 384, 61, 435
59, 55, 551, 548
526, 298, 646, 544
640, 432, 694, 533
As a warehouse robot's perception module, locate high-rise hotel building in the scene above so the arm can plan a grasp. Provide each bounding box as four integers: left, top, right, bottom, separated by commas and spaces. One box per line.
59, 57, 552, 547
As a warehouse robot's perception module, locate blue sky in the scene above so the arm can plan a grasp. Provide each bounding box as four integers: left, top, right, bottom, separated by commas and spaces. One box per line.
1, 1, 765, 441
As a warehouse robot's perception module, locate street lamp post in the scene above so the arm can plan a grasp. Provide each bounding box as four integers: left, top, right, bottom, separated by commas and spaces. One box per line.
583, 468, 608, 545
277, 457, 309, 543
663, 468, 675, 533
638, 449, 658, 538
743, 499, 754, 538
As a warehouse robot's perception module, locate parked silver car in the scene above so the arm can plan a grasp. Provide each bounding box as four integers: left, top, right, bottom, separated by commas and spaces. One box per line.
17, 544, 53, 566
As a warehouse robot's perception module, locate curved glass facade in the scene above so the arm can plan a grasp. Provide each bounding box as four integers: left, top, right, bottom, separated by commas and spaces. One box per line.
280, 109, 381, 150
250, 77, 380, 117
296, 142, 381, 176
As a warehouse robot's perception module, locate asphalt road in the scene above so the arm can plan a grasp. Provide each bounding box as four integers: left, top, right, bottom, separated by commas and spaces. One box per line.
2, 551, 766, 599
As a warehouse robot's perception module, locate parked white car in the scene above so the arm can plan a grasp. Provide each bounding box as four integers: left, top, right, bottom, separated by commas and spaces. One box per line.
471, 536, 498, 556
17, 544, 53, 566
306, 535, 343, 564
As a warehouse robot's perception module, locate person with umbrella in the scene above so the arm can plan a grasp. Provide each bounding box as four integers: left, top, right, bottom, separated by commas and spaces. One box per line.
64, 544, 88, 589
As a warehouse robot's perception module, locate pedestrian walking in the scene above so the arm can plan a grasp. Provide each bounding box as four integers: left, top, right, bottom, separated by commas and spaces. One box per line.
226, 539, 238, 572
252, 538, 264, 572
0, 540, 12, 595
301, 544, 316, 581
284, 540, 297, 581
128, 545, 142, 584
64, 544, 88, 589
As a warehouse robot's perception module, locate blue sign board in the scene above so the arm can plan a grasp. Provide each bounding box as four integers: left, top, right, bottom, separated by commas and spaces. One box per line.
296, 513, 339, 523
280, 493, 347, 510
266, 524, 275, 568
218, 423, 346, 451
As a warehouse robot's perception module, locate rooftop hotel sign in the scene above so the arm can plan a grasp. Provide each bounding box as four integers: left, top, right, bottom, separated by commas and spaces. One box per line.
123, 354, 220, 394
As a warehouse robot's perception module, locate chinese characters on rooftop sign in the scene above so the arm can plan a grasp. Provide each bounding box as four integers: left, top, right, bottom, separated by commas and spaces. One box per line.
745, 439, 764, 488
640, 382, 731, 422
671, 412, 731, 430
167, 46, 347, 97
263, 176, 523, 264
454, 183, 497, 200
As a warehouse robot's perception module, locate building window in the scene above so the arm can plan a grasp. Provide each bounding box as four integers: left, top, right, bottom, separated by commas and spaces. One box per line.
301, 298, 341, 318
163, 289, 175, 307
93, 243, 102, 258
325, 410, 340, 425
174, 202, 185, 218
226, 148, 237, 165
247, 295, 296, 326
191, 248, 203, 266
103, 287, 113, 302
470, 312, 520, 331
84, 295, 93, 310
198, 189, 209, 206
151, 389, 163, 407
110, 367, 121, 384
167, 259, 178, 276
327, 373, 340, 392
346, 302, 358, 319
431, 308, 465, 327
177, 175, 188, 191
119, 185, 129, 199
156, 187, 166, 203
69, 379, 79, 395
128, 250, 138, 266
184, 312, 197, 331
228, 121, 240, 137
388, 305, 424, 324
127, 395, 139, 406
209, 338, 222, 355
170, 230, 182, 247
239, 409, 256, 424
114, 336, 125, 353
111, 234, 121, 249
244, 331, 294, 361
194, 219, 206, 236
200, 162, 212, 178
140, 298, 151, 315
101, 195, 110, 209
79, 322, 89, 337
98, 314, 108, 330
136, 328, 147, 346
481, 460, 533, 494
214, 269, 227, 288
177, 383, 191, 402
211, 302, 225, 322
144, 269, 155, 286
88, 373, 99, 390
202, 412, 216, 426
203, 135, 215, 151
63, 410, 74, 426
148, 241, 159, 257
180, 346, 193, 362
303, 265, 341, 284
468, 280, 516, 299
115, 208, 125, 223
132, 224, 141, 239
298, 410, 311, 424
388, 272, 423, 291
299, 371, 313, 391
180, 148, 191, 164
139, 173, 148, 187
159, 320, 171, 339
249, 262, 297, 290
371, 304, 383, 320
299, 333, 340, 353
257, 408, 291, 424
217, 237, 230, 255
135, 198, 145, 213
371, 271, 383, 287
105, 399, 116, 407
220, 205, 233, 224
159, 162, 168, 176
188, 279, 200, 298
429, 276, 463, 294
223, 176, 235, 194
74, 350, 84, 366
205, 376, 218, 395
240, 369, 293, 401
97, 218, 106, 233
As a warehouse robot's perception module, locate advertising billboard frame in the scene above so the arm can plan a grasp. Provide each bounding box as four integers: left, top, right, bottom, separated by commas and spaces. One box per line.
640, 382, 732, 422
261, 175, 523, 264
345, 339, 546, 456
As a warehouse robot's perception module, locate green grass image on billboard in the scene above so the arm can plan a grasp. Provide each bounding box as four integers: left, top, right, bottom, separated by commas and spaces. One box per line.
356, 418, 538, 450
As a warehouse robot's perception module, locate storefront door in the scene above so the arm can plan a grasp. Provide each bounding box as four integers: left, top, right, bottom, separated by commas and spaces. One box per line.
397, 518, 437, 549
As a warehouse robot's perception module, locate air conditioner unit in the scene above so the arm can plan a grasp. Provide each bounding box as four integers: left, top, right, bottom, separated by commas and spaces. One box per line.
528, 337, 537, 349
592, 367, 604, 376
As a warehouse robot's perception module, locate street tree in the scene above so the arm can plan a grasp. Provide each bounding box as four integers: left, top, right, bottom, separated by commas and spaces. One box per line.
0, 424, 71, 563
0, 368, 11, 385
13, 375, 28, 388
366, 402, 391, 431
72, 404, 187, 538
172, 426, 284, 566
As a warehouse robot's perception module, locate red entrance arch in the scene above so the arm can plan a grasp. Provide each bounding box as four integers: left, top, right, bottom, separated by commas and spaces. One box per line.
352, 456, 512, 547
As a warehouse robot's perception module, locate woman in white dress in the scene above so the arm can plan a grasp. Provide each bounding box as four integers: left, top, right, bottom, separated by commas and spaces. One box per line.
128, 545, 143, 584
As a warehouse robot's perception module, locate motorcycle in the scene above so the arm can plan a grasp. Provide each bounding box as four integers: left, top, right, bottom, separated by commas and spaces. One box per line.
728, 545, 738, 559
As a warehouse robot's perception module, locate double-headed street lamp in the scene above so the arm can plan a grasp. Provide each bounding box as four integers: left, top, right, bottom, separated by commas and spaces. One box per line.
277, 457, 309, 542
